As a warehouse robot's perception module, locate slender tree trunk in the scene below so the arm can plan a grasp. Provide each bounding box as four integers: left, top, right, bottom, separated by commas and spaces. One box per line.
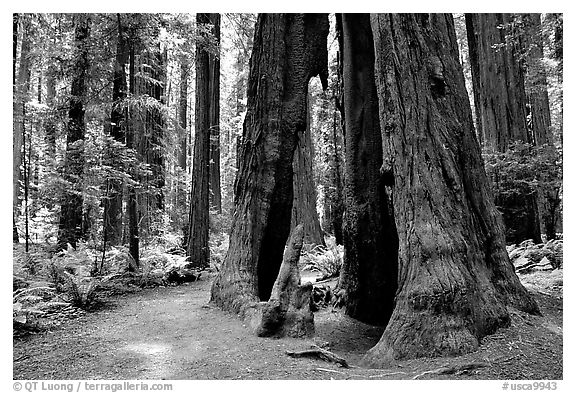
211, 14, 329, 312
178, 56, 189, 170
466, 13, 541, 244
187, 13, 213, 268
176, 55, 190, 237
519, 13, 558, 241
57, 14, 91, 249
329, 98, 344, 246
45, 63, 57, 160
522, 14, 552, 146
134, 32, 165, 237
336, 13, 398, 326
209, 13, 223, 214
13, 13, 18, 83
13, 13, 20, 243
126, 32, 139, 268
103, 14, 128, 247
365, 13, 538, 366
291, 96, 325, 246
151, 48, 166, 212
13, 14, 32, 243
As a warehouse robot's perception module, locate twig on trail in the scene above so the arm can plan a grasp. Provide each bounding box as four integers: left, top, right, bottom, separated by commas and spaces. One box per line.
14, 354, 30, 362
315, 367, 346, 374
286, 345, 349, 368
369, 371, 408, 378
411, 362, 487, 379
491, 354, 522, 364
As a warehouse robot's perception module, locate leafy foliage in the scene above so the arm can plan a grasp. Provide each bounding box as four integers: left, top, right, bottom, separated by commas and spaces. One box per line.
484, 142, 562, 239
300, 236, 343, 280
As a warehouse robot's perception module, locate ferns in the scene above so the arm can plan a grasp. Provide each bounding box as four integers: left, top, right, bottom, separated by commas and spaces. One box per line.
300, 237, 343, 280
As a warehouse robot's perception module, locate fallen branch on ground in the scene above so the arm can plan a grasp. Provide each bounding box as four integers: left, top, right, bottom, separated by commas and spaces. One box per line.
369, 371, 408, 378
286, 345, 349, 368
412, 362, 487, 379
315, 367, 345, 374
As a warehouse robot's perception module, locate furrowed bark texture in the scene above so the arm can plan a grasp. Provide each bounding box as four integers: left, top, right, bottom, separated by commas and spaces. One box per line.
211, 13, 328, 313
466, 13, 541, 244
187, 13, 213, 268
13, 14, 32, 243
136, 44, 166, 227
58, 15, 91, 249
337, 13, 398, 326
178, 56, 189, 170
103, 14, 128, 246
209, 13, 223, 213
365, 13, 538, 366
465, 13, 529, 151
291, 99, 325, 246
522, 13, 551, 146
126, 30, 139, 267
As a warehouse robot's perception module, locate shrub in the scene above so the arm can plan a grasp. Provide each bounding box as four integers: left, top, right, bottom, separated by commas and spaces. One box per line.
484, 142, 563, 240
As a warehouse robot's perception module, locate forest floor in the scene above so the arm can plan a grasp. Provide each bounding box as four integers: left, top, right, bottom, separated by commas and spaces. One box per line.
13, 269, 562, 380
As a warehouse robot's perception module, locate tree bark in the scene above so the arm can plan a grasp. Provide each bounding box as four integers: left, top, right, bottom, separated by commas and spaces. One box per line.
178, 55, 189, 170
133, 23, 165, 236
13, 14, 32, 243
44, 63, 57, 160
466, 13, 541, 244
103, 14, 128, 247
187, 13, 213, 268
57, 14, 91, 249
365, 13, 538, 365
252, 225, 315, 338
522, 14, 551, 146
291, 97, 325, 246
13, 12, 19, 243
211, 14, 328, 313
336, 13, 398, 326
465, 13, 529, 150
126, 28, 139, 268
208, 13, 223, 214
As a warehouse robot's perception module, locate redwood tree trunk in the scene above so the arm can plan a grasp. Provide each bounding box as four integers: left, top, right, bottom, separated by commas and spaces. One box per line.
178, 56, 189, 170
291, 98, 325, 246
13, 14, 32, 243
522, 14, 551, 146
365, 13, 538, 366
187, 13, 213, 268
466, 13, 541, 244
208, 13, 223, 214
337, 13, 398, 326
58, 14, 91, 249
126, 30, 139, 268
211, 13, 328, 312
103, 14, 128, 247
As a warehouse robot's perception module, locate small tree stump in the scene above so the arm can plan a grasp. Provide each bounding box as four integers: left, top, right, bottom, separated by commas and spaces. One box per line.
251, 225, 315, 338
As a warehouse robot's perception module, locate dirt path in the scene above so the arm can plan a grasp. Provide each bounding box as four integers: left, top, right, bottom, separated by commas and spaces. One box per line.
13, 273, 562, 380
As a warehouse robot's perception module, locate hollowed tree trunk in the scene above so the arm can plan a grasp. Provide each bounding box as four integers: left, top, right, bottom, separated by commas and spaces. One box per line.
336, 13, 398, 326
210, 13, 328, 313
365, 13, 538, 366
